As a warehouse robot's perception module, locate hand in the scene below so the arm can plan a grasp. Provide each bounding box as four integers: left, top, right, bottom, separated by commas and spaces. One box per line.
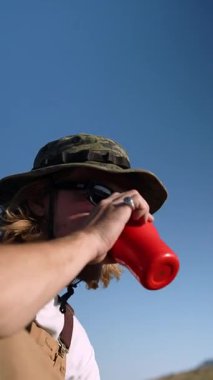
82, 190, 154, 263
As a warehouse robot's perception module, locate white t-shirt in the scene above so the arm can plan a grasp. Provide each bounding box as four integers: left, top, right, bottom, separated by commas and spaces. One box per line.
36, 298, 100, 380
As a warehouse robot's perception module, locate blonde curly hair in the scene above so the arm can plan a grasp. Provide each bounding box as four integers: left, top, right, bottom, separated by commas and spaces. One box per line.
0, 178, 122, 289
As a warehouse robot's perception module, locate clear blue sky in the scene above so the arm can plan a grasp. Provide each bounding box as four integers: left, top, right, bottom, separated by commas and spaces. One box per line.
0, 1, 213, 379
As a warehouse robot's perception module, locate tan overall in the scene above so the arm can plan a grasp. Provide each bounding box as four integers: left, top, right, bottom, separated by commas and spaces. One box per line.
0, 303, 74, 380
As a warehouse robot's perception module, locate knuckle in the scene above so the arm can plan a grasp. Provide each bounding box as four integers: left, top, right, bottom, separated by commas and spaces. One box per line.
131, 189, 140, 196
98, 198, 109, 207
142, 199, 149, 210
112, 191, 120, 197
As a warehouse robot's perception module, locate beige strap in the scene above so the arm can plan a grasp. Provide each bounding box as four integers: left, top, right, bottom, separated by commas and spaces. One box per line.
30, 321, 66, 378
0, 329, 62, 380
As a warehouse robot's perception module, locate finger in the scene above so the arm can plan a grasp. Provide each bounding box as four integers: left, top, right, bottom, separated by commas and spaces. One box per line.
99, 190, 152, 224
98, 191, 121, 206
132, 209, 149, 223
132, 211, 154, 224
126, 193, 152, 223
148, 213, 154, 222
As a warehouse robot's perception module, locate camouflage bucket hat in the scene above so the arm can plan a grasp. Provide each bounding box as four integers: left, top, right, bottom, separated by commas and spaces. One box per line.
0, 133, 167, 213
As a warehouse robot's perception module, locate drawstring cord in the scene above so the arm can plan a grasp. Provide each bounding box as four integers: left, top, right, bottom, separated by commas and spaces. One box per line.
47, 179, 81, 313
47, 180, 56, 240
59, 280, 81, 313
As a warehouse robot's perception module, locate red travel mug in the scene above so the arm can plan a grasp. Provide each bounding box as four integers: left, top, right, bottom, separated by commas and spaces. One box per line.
110, 221, 180, 290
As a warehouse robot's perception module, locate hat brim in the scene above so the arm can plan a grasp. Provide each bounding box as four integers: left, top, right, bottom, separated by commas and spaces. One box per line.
0, 162, 167, 214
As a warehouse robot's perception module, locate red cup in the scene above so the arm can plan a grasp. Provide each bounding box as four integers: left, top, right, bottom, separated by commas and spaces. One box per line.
110, 221, 180, 290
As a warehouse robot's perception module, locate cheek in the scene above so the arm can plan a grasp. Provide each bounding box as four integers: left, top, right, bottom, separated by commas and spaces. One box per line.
53, 193, 93, 237
57, 199, 93, 219
54, 216, 88, 237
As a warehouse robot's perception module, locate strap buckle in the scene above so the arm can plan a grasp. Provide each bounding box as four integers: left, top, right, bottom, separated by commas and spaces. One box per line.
58, 338, 69, 358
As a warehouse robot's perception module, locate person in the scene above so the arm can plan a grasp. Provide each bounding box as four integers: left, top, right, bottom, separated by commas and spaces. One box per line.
0, 133, 167, 379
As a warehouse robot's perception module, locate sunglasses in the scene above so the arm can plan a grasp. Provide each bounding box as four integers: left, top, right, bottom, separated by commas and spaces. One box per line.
54, 181, 113, 206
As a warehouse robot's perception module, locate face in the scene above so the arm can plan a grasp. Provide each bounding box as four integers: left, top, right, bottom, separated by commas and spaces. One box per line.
52, 179, 121, 238
28, 175, 122, 284
53, 189, 94, 237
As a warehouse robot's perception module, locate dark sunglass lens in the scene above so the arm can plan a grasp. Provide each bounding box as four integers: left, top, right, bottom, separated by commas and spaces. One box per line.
89, 185, 112, 205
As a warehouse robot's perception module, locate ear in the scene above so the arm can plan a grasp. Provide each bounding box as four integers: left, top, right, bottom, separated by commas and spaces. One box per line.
28, 198, 47, 217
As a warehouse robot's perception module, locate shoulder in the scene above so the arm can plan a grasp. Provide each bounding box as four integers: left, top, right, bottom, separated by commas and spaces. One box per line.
35, 298, 64, 338
36, 299, 100, 379
70, 315, 97, 363
66, 315, 100, 380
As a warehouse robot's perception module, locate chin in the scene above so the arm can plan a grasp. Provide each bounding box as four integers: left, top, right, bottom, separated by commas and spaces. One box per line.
77, 264, 102, 287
